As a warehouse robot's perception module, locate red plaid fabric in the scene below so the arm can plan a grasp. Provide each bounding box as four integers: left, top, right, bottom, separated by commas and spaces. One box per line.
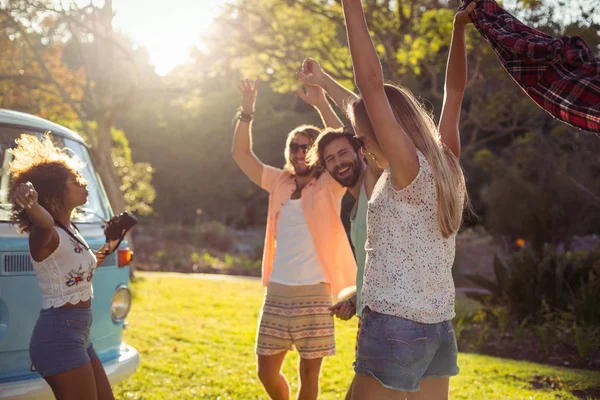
461, 0, 600, 135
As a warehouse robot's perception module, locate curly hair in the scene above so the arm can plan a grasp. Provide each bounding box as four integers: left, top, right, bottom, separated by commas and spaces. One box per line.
8, 133, 84, 233
306, 126, 362, 169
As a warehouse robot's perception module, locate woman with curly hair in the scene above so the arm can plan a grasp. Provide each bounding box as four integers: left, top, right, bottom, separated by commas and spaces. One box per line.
9, 133, 118, 400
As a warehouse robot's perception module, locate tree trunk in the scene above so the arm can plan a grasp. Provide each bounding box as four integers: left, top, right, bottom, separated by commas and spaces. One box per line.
92, 122, 125, 215
91, 120, 136, 276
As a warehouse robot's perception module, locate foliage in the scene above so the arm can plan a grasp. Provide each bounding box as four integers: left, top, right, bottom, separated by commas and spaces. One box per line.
573, 324, 600, 359
121, 0, 598, 225
118, 80, 324, 223
465, 245, 600, 326
2, 0, 599, 229
476, 129, 600, 252
60, 120, 156, 216
192, 221, 235, 253
0, 0, 156, 215
111, 128, 155, 215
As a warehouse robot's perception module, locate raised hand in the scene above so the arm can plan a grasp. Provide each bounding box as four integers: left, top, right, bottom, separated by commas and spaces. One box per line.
297, 84, 327, 107
297, 57, 326, 88
455, 1, 476, 27
237, 79, 259, 114
13, 182, 38, 209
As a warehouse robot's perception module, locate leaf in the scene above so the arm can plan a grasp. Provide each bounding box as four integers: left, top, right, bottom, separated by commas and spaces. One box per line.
493, 254, 509, 295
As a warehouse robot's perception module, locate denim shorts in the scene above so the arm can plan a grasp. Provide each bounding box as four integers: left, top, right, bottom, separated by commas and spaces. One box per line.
29, 307, 99, 377
354, 307, 459, 392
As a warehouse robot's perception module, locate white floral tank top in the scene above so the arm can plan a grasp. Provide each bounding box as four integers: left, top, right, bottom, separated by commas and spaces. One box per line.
31, 226, 97, 309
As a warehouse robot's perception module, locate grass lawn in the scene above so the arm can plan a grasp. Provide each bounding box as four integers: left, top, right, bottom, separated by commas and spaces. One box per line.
114, 272, 600, 399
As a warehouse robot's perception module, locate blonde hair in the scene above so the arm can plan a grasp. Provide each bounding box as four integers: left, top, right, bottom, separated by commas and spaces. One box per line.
349, 84, 468, 238
283, 125, 320, 174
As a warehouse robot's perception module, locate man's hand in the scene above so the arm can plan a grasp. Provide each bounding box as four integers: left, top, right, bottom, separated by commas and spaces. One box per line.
237, 79, 259, 114
329, 299, 356, 321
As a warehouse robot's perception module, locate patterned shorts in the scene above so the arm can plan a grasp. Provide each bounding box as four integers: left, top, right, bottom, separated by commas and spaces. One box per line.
256, 282, 335, 359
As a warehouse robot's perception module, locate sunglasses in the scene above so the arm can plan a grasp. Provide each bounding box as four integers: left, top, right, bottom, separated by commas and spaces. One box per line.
289, 143, 311, 153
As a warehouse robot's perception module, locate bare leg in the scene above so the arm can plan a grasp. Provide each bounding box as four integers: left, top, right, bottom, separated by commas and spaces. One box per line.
351, 374, 405, 400
257, 352, 290, 400
406, 377, 449, 400
90, 358, 115, 400
344, 375, 355, 400
44, 362, 98, 400
297, 357, 323, 400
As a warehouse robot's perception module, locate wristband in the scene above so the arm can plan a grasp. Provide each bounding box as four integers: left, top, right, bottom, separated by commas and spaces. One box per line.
237, 108, 253, 122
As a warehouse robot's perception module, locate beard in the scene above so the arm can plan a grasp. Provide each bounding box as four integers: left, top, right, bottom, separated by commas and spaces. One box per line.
293, 159, 312, 177
330, 158, 362, 188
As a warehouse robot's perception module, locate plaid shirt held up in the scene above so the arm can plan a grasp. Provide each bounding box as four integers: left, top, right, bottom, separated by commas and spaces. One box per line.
461, 0, 600, 135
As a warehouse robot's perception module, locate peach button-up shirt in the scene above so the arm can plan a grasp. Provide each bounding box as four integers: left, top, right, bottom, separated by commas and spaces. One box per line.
260, 165, 357, 299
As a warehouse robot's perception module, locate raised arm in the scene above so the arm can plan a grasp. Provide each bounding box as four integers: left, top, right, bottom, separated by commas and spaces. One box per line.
298, 58, 359, 112
438, 2, 476, 158
231, 79, 264, 187
13, 182, 58, 259
341, 0, 418, 189
297, 83, 343, 129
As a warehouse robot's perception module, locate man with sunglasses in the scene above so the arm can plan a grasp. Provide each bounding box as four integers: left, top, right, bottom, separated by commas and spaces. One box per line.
232, 78, 357, 400
299, 58, 382, 400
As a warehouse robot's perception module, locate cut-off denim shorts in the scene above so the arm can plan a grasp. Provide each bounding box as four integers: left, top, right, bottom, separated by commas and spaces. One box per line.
29, 307, 99, 377
354, 307, 459, 392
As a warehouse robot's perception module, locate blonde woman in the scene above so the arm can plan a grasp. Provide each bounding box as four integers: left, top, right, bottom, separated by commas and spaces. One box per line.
340, 0, 476, 399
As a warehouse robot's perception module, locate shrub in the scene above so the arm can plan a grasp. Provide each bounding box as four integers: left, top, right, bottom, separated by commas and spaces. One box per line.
465, 245, 600, 324
192, 221, 234, 252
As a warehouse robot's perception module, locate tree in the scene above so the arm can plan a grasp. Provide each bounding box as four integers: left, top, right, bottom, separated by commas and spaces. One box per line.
0, 0, 139, 214
476, 126, 600, 253
191, 0, 599, 228
206, 0, 599, 157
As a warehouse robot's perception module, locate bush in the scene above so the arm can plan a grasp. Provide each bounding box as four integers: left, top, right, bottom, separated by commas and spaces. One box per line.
476, 131, 600, 254
465, 244, 600, 325
569, 273, 600, 327
192, 221, 234, 252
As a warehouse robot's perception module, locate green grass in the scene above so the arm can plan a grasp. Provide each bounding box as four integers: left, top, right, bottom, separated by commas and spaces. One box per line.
114, 273, 600, 399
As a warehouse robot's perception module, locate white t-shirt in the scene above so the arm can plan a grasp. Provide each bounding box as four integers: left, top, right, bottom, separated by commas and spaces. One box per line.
270, 198, 327, 285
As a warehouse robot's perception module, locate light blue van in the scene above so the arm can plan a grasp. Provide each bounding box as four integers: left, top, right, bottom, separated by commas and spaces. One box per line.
0, 110, 139, 399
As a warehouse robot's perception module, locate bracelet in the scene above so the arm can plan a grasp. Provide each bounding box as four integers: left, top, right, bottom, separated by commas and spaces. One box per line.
237, 108, 254, 122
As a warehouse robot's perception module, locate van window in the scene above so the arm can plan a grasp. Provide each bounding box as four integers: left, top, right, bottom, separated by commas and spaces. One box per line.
0, 126, 111, 223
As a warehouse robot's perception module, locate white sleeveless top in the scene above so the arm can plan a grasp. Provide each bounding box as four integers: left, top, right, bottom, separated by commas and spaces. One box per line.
270, 199, 327, 285
362, 151, 457, 324
31, 226, 97, 309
